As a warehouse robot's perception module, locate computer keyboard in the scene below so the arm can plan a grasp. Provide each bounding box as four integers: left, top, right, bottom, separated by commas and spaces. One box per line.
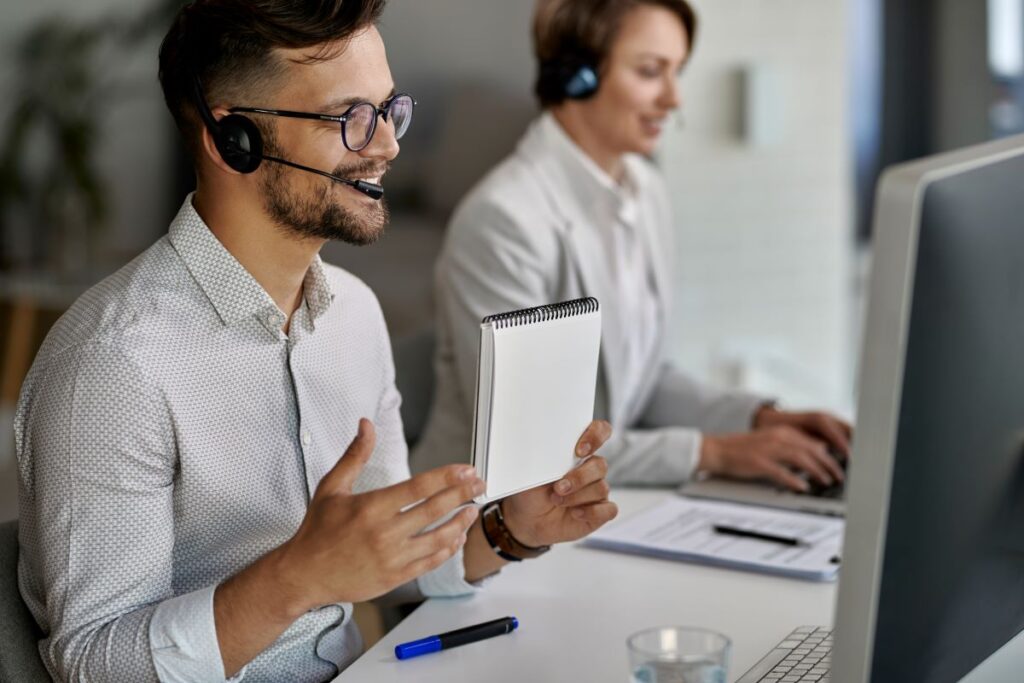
736, 626, 832, 682
806, 479, 844, 499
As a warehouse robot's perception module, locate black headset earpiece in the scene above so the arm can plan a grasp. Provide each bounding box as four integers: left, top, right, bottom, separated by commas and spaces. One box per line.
539, 56, 600, 102
563, 62, 599, 100
191, 75, 263, 173
214, 114, 263, 174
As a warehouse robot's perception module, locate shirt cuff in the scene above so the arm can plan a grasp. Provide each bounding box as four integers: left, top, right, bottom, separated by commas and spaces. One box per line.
150, 584, 246, 682
685, 431, 703, 480
416, 546, 481, 597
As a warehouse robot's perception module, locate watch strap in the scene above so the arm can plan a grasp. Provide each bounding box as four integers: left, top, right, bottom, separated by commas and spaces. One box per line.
481, 500, 551, 561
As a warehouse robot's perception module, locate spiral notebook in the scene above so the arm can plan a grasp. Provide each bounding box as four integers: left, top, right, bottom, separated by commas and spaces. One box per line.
471, 298, 602, 503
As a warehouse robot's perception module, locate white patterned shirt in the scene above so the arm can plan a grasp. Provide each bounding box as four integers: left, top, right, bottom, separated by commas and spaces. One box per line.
14, 195, 473, 682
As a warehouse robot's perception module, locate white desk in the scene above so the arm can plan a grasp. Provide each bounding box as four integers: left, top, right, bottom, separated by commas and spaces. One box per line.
337, 489, 836, 682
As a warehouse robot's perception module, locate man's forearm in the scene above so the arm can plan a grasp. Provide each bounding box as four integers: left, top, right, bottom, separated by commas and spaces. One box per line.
214, 543, 309, 677
462, 516, 509, 582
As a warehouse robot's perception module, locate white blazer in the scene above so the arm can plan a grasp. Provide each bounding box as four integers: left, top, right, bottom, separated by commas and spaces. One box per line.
413, 114, 765, 484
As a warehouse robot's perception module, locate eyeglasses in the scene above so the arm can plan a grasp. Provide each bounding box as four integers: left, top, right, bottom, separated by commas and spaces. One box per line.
229, 93, 416, 152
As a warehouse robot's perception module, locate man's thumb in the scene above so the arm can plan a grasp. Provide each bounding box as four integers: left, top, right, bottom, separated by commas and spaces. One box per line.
317, 418, 376, 495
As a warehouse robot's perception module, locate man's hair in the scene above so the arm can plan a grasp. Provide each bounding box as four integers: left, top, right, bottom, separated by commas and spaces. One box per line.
158, 0, 386, 161
532, 0, 697, 108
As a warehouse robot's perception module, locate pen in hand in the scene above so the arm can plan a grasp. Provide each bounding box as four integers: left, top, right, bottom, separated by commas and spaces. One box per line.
395, 616, 519, 660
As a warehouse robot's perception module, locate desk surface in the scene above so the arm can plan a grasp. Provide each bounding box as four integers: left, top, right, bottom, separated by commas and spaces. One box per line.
337, 489, 836, 682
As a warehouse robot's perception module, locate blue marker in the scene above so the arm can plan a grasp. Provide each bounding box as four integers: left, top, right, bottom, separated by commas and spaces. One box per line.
394, 616, 519, 660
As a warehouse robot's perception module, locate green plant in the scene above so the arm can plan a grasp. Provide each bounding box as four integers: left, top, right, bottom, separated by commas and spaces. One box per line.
0, 1, 183, 273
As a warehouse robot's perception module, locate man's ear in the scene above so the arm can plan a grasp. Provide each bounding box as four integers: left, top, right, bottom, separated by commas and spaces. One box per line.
198, 106, 247, 176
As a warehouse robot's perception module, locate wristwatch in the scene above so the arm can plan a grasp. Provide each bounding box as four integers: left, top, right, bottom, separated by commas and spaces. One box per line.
480, 500, 550, 562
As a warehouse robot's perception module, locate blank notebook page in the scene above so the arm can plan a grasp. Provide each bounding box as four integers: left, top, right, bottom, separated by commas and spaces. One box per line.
478, 300, 601, 501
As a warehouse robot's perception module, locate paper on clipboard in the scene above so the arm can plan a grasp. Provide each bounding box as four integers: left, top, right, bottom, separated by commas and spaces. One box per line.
582, 496, 844, 581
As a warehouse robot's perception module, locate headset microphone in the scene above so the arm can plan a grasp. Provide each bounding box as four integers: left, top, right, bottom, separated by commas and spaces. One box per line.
190, 75, 384, 200
259, 154, 384, 199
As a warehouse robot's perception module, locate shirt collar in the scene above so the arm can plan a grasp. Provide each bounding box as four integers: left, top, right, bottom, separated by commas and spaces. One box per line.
302, 256, 335, 321
537, 112, 640, 224
167, 193, 336, 328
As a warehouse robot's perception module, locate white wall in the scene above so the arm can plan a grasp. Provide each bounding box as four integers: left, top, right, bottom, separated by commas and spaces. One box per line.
659, 0, 854, 414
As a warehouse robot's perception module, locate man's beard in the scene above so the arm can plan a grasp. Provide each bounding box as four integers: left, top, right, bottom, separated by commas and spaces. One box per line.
259, 139, 389, 246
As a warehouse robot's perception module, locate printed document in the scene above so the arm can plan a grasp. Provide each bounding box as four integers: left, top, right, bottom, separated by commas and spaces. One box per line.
583, 496, 844, 581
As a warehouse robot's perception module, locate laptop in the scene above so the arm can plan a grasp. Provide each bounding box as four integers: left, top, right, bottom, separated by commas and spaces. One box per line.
677, 457, 847, 518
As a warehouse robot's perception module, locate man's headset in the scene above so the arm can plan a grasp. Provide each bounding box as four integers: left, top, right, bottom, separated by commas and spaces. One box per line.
190, 75, 385, 200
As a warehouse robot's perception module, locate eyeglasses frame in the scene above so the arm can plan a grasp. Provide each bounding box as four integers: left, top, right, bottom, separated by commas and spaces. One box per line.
228, 93, 416, 152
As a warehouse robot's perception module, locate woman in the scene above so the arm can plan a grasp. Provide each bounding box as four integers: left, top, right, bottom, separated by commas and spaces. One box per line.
414, 0, 850, 489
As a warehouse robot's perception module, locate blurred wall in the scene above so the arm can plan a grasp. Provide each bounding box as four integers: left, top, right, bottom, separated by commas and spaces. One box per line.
1, 0, 173, 521
380, 1, 534, 91
933, 0, 997, 151
1, 0, 175, 268
881, 0, 998, 171
660, 0, 854, 413
374, 0, 538, 212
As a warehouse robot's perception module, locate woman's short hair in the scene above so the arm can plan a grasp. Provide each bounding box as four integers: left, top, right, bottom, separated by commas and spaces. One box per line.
532, 0, 697, 108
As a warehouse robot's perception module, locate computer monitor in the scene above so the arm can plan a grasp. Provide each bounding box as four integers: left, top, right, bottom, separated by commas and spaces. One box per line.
833, 133, 1024, 682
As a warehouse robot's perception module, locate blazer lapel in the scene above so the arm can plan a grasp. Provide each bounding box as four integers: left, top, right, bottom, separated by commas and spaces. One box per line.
518, 122, 629, 426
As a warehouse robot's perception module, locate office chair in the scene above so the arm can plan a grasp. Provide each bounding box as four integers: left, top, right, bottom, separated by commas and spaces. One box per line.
0, 519, 49, 681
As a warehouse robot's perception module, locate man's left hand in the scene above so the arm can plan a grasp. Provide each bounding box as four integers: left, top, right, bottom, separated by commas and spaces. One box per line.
499, 420, 618, 548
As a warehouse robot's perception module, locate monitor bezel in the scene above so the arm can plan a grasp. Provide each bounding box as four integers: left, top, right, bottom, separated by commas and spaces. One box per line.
832, 133, 1024, 683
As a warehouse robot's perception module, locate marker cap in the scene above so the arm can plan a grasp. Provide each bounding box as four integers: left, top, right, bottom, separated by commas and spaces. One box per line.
395, 636, 442, 660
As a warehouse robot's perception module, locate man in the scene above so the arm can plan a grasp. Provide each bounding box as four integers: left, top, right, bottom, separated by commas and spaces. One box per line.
14, 1, 617, 681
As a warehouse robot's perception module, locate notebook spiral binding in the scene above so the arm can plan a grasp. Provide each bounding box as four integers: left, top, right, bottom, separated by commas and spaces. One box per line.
483, 297, 600, 329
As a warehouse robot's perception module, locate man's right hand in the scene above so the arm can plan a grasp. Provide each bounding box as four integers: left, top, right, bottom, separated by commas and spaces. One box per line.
277, 418, 483, 610
699, 425, 845, 492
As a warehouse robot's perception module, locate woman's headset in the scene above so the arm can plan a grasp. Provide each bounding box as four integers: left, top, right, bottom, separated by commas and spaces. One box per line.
537, 55, 600, 103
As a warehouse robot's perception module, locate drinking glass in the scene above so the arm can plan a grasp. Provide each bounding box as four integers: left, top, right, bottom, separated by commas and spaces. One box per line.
627, 626, 730, 683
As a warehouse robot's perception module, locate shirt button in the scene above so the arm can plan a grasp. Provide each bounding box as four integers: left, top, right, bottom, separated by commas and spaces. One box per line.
301, 431, 311, 446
